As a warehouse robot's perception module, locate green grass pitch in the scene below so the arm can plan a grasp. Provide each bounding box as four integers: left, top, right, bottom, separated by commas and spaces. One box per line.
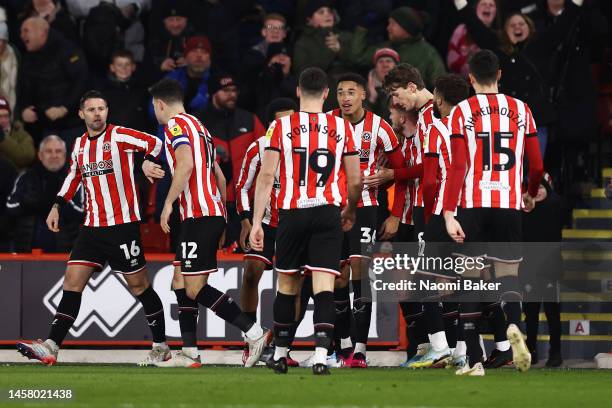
1, 365, 611, 408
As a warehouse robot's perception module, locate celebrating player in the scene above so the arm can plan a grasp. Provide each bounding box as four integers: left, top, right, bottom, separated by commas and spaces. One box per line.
443, 50, 544, 376
250, 67, 362, 375
329, 73, 403, 368
236, 97, 299, 366
17, 91, 170, 366
149, 78, 271, 368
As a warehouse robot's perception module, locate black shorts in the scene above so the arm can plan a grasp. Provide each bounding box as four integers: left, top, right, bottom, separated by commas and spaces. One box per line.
420, 214, 455, 279
395, 223, 415, 242
276, 205, 342, 276
175, 216, 226, 275
69, 222, 146, 274
245, 223, 276, 267
455, 207, 522, 263
341, 206, 378, 262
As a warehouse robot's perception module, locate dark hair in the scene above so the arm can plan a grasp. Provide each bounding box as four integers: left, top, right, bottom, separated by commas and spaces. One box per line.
266, 97, 298, 123
79, 90, 107, 109
111, 49, 135, 63
434, 74, 470, 106
298, 67, 328, 96
148, 78, 184, 104
383, 63, 425, 91
336, 72, 367, 90
468, 50, 499, 86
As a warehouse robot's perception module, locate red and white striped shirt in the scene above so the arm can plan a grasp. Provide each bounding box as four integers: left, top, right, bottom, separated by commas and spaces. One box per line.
58, 125, 162, 227
266, 111, 357, 210
448, 94, 537, 210
235, 136, 279, 227
424, 117, 452, 215
329, 109, 400, 207
413, 100, 435, 208
164, 113, 225, 220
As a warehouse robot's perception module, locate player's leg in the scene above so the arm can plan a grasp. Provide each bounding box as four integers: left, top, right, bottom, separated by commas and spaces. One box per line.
333, 239, 353, 363
482, 302, 512, 368
306, 205, 344, 375
16, 263, 95, 365
523, 300, 540, 364
348, 206, 378, 367
181, 217, 269, 367
241, 223, 275, 321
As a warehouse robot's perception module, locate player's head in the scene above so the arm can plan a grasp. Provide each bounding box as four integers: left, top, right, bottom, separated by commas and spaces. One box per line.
388, 101, 417, 137
383, 63, 425, 111
433, 74, 470, 118
78, 90, 108, 133
297, 67, 329, 103
336, 73, 366, 117
468, 49, 501, 88
149, 78, 184, 125
266, 97, 298, 124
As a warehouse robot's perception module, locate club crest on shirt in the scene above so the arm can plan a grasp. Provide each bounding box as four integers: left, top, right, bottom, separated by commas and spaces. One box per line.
103, 142, 111, 152
362, 131, 372, 141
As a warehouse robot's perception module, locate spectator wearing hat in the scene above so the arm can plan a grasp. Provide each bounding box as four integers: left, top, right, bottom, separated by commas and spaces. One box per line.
5, 134, 84, 252
147, 0, 194, 79
0, 18, 18, 112
17, 17, 88, 146
0, 96, 35, 171
152, 35, 212, 117
367, 47, 399, 119
240, 13, 289, 111
253, 42, 297, 122
351, 6, 446, 89
196, 72, 265, 249
293, 0, 354, 77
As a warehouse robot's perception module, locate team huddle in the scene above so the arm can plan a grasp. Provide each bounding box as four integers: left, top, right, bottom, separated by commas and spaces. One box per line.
16, 49, 543, 377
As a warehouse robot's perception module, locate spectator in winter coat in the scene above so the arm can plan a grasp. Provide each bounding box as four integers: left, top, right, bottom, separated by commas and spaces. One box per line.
5, 134, 83, 252
0, 96, 35, 170
447, 0, 499, 77
18, 17, 88, 145
350, 6, 446, 90
0, 20, 19, 112
366, 47, 399, 120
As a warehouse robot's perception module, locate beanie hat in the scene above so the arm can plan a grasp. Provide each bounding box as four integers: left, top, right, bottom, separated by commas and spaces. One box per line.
389, 7, 429, 37
304, 0, 334, 19
372, 47, 400, 65
183, 36, 211, 57
208, 72, 236, 95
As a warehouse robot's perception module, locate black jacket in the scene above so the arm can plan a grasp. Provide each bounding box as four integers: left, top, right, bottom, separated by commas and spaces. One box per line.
458, 2, 584, 126
95, 74, 153, 133
18, 30, 89, 130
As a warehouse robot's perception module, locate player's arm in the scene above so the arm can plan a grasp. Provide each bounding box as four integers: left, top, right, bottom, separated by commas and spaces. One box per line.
160, 144, 193, 233
236, 141, 260, 251
422, 154, 438, 224
523, 108, 544, 212
214, 161, 227, 205
49, 141, 83, 232
116, 127, 165, 182
250, 149, 279, 251
394, 163, 423, 182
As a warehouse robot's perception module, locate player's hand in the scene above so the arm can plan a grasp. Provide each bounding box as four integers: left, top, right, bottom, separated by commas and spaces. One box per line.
444, 212, 465, 243
160, 201, 173, 234
22, 106, 38, 123
249, 223, 264, 252
142, 160, 165, 183
522, 192, 536, 212
340, 207, 356, 232
363, 168, 394, 188
160, 58, 176, 72
379, 215, 400, 241
46, 205, 60, 232
239, 219, 252, 252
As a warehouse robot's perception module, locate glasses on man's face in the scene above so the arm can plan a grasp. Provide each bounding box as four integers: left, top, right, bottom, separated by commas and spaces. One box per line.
265, 24, 286, 32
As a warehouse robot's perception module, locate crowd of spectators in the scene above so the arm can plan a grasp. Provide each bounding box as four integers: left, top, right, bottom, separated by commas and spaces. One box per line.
0, 0, 608, 253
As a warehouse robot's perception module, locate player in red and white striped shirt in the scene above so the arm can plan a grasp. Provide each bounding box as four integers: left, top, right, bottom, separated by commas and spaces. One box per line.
328, 73, 404, 367
443, 50, 544, 376
18, 91, 171, 367
250, 67, 362, 375
235, 98, 297, 366
150, 78, 271, 369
